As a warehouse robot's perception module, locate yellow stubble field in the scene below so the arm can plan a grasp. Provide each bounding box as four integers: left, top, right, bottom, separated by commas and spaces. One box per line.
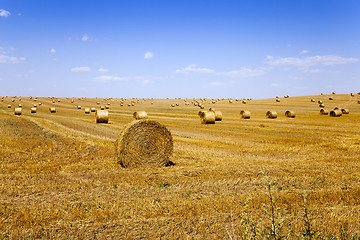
0, 93, 360, 239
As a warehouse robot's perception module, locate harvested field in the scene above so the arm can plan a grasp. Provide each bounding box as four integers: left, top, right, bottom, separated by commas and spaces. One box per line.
0, 94, 360, 238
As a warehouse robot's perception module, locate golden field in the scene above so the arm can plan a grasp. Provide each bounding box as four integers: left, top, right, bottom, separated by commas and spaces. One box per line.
1, 94, 360, 239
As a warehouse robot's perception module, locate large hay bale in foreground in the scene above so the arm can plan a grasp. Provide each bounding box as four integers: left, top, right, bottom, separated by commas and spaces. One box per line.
212, 110, 222, 121
285, 110, 296, 118
320, 109, 329, 115
330, 109, 342, 117
116, 120, 173, 168
266, 111, 277, 119
14, 107, 22, 115
200, 111, 215, 124
95, 110, 108, 123
240, 110, 251, 119
133, 111, 148, 120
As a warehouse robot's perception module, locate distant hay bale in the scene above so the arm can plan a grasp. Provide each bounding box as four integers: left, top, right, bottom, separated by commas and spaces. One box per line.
194, 102, 198, 106
240, 110, 251, 119
131, 102, 135, 106
329, 97, 333, 100
84, 108, 90, 114
97, 101, 100, 105
209, 107, 216, 111
200, 105, 205, 109
38, 102, 42, 106
91, 107, 96, 112
171, 104, 175, 107
107, 102, 110, 105
284, 95, 289, 98
95, 110, 109, 123
276, 99, 280, 102
341, 108, 349, 114
11, 99, 15, 102
320, 109, 329, 115
229, 100, 233, 103
7, 105, 11, 108
105, 105, 110, 109
34, 103, 37, 107
200, 111, 216, 124
133, 111, 148, 120
358, 100, 360, 104
115, 120, 173, 168
318, 100, 323, 104
57, 99, 60, 102
266, 111, 277, 119
77, 106, 81, 109
71, 99, 74, 103
319, 103, 325, 108
185, 102, 190, 105
242, 100, 247, 104
128, 103, 131, 106
212, 100, 216, 104
52, 100, 55, 103
330, 109, 342, 117
14, 107, 22, 115
351, 93, 354, 97
333, 107, 339, 110
18, 104, 22, 108
321, 93, 324, 95
49, 107, 56, 113
100, 106, 105, 110
30, 107, 37, 113
332, 92, 336, 94
151, 102, 154, 104
311, 99, 315, 102
198, 110, 206, 116
285, 110, 296, 118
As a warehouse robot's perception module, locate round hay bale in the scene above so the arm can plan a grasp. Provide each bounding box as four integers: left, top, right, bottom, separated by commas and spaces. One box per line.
276, 99, 280, 102
318, 100, 323, 104
57, 99, 60, 102
18, 104, 22, 108
242, 100, 247, 104
84, 108, 90, 114
332, 92, 336, 94
311, 99, 315, 102
11, 99, 15, 102
320, 109, 329, 115
30, 107, 37, 113
71, 99, 74, 103
95, 110, 109, 123
329, 97, 333, 100
49, 107, 56, 113
358, 100, 360, 104
38, 102, 42, 106
351, 93, 354, 97
151, 102, 154, 104
212, 100, 216, 104
285, 110, 295, 118
333, 107, 339, 110
7, 105, 11, 108
14, 107, 22, 115
133, 111, 148, 120
200, 105, 205, 109
209, 107, 216, 111
171, 104, 175, 107
240, 110, 251, 119
319, 103, 325, 108
77, 106, 81, 109
105, 105, 110, 109
330, 109, 342, 117
90, 107, 96, 112
266, 111, 277, 119
198, 110, 206, 116
34, 103, 37, 107
100, 106, 105, 110
128, 103, 131, 106
212, 110, 222, 121
115, 120, 173, 168
229, 100, 233, 103
52, 100, 55, 103
96, 101, 100, 105
200, 111, 215, 124
341, 108, 349, 114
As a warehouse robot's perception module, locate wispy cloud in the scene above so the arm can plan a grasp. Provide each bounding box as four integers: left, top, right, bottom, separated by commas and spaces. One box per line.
0, 54, 26, 64
50, 48, 56, 53
265, 55, 358, 69
98, 68, 109, 72
142, 79, 150, 84
175, 64, 215, 74
176, 64, 265, 78
300, 50, 309, 55
81, 35, 89, 41
93, 75, 127, 82
144, 51, 153, 59
0, 9, 10, 18
71, 66, 91, 72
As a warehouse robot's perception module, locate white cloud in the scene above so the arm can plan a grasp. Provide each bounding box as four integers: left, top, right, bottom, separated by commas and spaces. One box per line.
98, 68, 109, 72
300, 50, 309, 55
209, 81, 225, 86
144, 51, 153, 59
93, 75, 127, 82
142, 79, 150, 84
71, 66, 91, 72
52, 58, 57, 61
0, 9, 10, 18
176, 64, 215, 74
50, 48, 56, 53
265, 55, 358, 68
0, 54, 26, 63
81, 35, 89, 41
176, 64, 264, 78
271, 83, 281, 87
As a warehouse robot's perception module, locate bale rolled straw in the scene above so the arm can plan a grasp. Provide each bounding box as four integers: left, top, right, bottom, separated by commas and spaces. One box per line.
320, 109, 329, 115
84, 108, 90, 114
14, 107, 22, 115
311, 99, 315, 102
30, 107, 37, 113
266, 111, 277, 119
341, 108, 349, 114
133, 111, 148, 120
49, 107, 56, 113
240, 110, 251, 119
115, 120, 173, 168
77, 106, 82, 109
285, 110, 295, 118
95, 110, 109, 123
91, 107, 96, 112
210, 110, 222, 121
200, 111, 215, 124
329, 97, 333, 100
7, 105, 11, 108
319, 103, 325, 108
330, 109, 342, 117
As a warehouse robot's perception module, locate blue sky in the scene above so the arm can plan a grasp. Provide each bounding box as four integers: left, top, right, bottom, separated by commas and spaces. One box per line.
0, 0, 359, 98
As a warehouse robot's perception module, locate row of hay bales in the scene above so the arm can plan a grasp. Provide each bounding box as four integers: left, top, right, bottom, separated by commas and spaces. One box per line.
198, 108, 223, 124
320, 108, 349, 117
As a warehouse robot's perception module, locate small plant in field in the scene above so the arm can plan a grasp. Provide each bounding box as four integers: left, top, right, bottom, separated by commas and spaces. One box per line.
158, 182, 170, 188
301, 191, 319, 240
258, 171, 287, 240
